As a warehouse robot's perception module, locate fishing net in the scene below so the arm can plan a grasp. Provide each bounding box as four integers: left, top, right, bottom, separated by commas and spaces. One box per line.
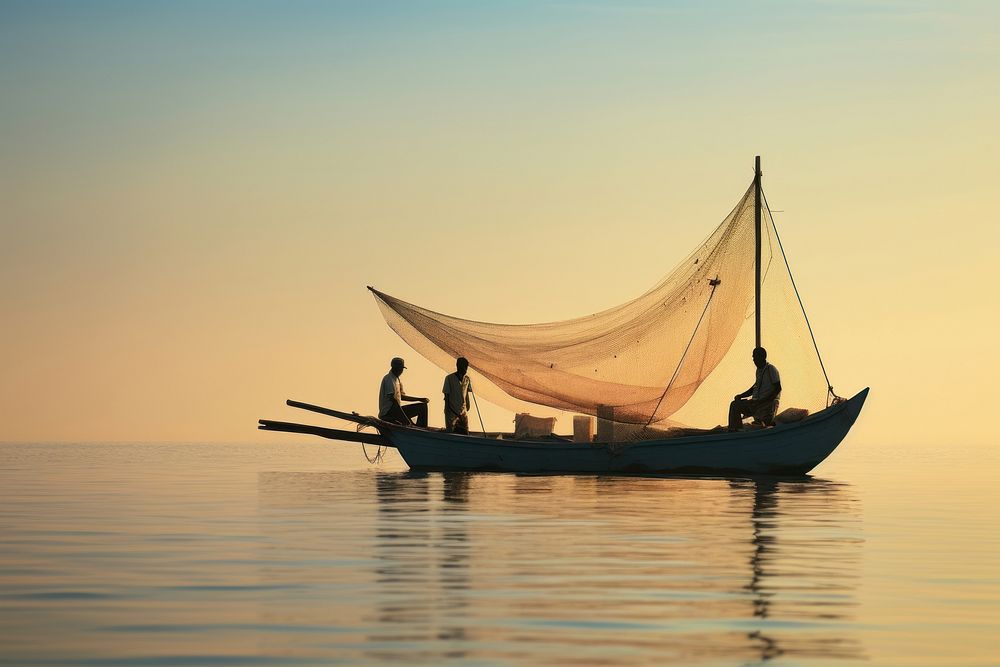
370, 179, 830, 435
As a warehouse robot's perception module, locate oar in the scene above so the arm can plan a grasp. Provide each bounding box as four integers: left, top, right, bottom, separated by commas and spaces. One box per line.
286, 399, 375, 426
470, 388, 487, 434
258, 419, 393, 447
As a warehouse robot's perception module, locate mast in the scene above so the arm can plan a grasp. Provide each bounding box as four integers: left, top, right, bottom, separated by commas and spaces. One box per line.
754, 155, 762, 349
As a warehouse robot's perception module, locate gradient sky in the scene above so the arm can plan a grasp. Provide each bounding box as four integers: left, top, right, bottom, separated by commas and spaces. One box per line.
1, 1, 997, 446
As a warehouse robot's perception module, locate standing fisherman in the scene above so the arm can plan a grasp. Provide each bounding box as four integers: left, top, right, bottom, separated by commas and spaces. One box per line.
442, 357, 473, 434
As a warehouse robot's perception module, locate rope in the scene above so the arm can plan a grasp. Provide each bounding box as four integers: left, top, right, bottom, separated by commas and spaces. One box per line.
644, 277, 722, 427
760, 188, 840, 406
357, 423, 385, 464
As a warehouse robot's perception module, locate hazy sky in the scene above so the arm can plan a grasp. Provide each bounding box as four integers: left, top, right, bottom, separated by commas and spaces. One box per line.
2, 1, 997, 446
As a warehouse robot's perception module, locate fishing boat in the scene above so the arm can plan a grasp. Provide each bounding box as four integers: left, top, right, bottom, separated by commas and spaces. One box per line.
260, 157, 868, 475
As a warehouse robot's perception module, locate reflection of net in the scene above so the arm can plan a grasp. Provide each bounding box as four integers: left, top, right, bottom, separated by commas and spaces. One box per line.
371, 181, 829, 432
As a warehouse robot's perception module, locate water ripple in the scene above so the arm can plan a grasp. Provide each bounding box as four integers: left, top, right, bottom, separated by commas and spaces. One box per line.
11, 442, 991, 665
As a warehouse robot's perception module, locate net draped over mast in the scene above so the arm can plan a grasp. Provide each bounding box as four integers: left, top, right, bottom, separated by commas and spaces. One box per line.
371, 183, 769, 427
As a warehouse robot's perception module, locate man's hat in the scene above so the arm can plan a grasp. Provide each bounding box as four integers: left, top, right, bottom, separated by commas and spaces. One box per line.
391, 357, 406, 368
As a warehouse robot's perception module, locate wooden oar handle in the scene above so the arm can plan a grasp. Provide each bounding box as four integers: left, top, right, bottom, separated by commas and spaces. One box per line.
286, 399, 373, 425
258, 419, 392, 447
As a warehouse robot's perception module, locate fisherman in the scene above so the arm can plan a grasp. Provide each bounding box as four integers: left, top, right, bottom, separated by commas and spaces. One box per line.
729, 347, 781, 431
378, 357, 429, 427
442, 357, 473, 434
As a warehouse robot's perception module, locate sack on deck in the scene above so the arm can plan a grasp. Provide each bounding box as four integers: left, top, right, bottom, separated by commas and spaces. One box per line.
775, 407, 809, 424
514, 414, 556, 439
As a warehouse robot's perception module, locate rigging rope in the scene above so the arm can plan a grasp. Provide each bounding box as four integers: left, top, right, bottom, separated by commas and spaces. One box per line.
760, 189, 840, 406
644, 277, 722, 427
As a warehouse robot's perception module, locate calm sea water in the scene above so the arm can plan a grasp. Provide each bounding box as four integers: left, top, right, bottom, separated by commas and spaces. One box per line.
0, 441, 997, 666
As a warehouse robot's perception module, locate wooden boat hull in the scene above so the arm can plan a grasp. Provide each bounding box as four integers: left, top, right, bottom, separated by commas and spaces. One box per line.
380, 388, 868, 475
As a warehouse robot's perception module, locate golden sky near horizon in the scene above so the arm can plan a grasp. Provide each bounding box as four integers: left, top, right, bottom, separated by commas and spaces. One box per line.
1, 2, 998, 446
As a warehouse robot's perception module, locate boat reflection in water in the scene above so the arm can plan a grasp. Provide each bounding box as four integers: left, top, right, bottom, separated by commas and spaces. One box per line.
257, 471, 864, 664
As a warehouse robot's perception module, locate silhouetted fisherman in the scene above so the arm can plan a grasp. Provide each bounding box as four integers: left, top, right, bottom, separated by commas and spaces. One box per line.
378, 357, 429, 427
729, 347, 782, 431
442, 357, 473, 434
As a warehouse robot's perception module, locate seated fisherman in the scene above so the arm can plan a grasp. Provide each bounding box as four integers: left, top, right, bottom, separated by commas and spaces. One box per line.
729, 347, 781, 431
378, 357, 429, 427
442, 357, 472, 434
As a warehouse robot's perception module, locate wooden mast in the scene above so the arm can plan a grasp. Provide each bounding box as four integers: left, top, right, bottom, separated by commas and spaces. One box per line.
754, 155, 762, 349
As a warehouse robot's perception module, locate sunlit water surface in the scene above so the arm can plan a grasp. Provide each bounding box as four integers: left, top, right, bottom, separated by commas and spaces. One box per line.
1, 441, 997, 666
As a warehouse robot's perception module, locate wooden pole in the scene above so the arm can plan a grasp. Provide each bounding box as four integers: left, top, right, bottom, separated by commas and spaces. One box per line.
754, 155, 762, 349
